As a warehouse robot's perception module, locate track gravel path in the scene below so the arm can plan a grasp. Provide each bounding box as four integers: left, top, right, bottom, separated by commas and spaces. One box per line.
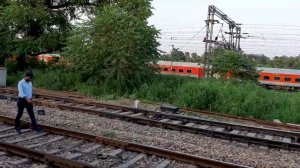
0, 100, 299, 168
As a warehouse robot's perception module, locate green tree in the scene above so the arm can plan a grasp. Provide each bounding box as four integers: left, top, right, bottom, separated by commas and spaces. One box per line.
0, 0, 105, 68
64, 0, 160, 94
160, 51, 200, 62
212, 50, 258, 81
191, 52, 202, 63
170, 48, 186, 61
0, 0, 12, 65
246, 54, 271, 67
160, 54, 172, 61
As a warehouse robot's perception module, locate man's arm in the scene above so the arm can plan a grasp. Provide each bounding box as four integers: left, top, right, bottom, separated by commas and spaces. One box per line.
18, 81, 26, 98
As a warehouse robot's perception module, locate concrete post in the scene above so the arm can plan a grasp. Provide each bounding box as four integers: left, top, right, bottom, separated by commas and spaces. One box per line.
0, 67, 7, 87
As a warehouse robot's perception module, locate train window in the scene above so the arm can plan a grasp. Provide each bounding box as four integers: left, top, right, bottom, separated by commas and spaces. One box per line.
187, 70, 192, 73
274, 77, 280, 81
263, 76, 270, 80
164, 68, 168, 71
179, 69, 184, 73
285, 77, 291, 81
296, 78, 300, 83
172, 69, 176, 72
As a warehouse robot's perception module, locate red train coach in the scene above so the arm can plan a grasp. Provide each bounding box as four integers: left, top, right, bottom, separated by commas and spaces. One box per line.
157, 61, 300, 90
157, 61, 205, 78
257, 67, 300, 89
37, 54, 60, 63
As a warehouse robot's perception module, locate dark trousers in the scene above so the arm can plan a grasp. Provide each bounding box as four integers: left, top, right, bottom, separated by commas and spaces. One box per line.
15, 98, 38, 130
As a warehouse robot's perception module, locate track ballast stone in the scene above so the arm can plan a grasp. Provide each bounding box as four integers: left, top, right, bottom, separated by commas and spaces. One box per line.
0, 100, 299, 167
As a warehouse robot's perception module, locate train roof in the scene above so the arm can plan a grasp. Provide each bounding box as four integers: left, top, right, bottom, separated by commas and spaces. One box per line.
38, 53, 60, 57
156, 61, 300, 75
257, 67, 300, 75
157, 61, 204, 68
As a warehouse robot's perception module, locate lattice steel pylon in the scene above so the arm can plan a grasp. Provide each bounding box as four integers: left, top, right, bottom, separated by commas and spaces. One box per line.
203, 5, 242, 77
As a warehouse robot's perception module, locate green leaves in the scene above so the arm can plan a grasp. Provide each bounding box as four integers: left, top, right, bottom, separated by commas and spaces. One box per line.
0, 0, 100, 66
116, 0, 153, 20
64, 0, 160, 94
212, 50, 258, 81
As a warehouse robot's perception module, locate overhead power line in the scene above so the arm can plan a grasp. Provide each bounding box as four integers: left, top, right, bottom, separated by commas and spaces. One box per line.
243, 24, 300, 27
177, 25, 207, 50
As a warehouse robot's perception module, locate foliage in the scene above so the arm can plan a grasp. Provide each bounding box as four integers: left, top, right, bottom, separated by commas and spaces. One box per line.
0, 25, 13, 66
170, 48, 186, 61
212, 50, 258, 81
32, 69, 81, 91
0, 0, 105, 67
116, 0, 153, 20
135, 76, 300, 124
173, 79, 300, 123
4, 58, 17, 74
160, 48, 202, 63
6, 71, 23, 86
135, 75, 189, 102
246, 54, 300, 69
64, 0, 160, 94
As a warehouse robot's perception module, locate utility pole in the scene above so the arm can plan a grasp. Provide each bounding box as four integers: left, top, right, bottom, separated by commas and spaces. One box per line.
203, 5, 242, 78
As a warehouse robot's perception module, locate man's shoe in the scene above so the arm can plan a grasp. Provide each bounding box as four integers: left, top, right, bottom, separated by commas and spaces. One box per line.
15, 129, 22, 134
32, 127, 43, 132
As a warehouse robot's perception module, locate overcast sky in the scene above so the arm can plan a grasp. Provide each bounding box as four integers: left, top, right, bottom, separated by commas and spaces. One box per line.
149, 0, 300, 57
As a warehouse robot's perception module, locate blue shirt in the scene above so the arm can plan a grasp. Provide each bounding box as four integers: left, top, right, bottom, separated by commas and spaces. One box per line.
18, 79, 32, 99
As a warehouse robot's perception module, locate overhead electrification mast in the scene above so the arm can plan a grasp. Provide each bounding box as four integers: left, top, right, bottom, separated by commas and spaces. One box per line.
203, 5, 242, 77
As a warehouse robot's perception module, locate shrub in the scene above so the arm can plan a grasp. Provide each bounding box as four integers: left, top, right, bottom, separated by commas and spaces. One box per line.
4, 59, 17, 74
32, 70, 81, 91
64, 1, 160, 94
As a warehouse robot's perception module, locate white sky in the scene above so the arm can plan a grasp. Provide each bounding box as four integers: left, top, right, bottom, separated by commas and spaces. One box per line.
148, 0, 300, 57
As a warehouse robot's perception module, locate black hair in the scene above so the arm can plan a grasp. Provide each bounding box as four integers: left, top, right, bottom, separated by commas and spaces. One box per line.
25, 72, 34, 79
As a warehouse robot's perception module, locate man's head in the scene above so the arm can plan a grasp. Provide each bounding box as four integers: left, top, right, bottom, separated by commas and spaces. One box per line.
24, 72, 33, 82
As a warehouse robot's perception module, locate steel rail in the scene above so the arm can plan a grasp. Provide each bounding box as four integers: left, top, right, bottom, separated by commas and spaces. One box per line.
2, 87, 300, 131
0, 115, 247, 168
56, 104, 300, 150
1, 88, 300, 150
139, 99, 300, 131
181, 108, 300, 131
2, 87, 300, 132
0, 141, 94, 168
56, 101, 300, 139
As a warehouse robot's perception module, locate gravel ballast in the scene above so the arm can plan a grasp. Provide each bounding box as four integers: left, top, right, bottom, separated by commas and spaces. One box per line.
0, 100, 299, 167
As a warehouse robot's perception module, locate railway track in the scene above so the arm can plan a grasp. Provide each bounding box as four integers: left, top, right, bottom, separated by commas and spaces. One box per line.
138, 100, 300, 132
0, 151, 48, 167
4, 87, 300, 132
180, 108, 300, 132
1, 88, 300, 152
0, 115, 245, 168
4, 87, 299, 131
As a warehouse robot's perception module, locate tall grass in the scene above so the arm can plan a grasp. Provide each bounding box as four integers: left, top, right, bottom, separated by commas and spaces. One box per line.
6, 72, 23, 86
32, 70, 81, 91
135, 77, 300, 124
7, 71, 300, 124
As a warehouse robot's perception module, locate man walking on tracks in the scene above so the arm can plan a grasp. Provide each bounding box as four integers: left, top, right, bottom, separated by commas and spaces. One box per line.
15, 72, 42, 134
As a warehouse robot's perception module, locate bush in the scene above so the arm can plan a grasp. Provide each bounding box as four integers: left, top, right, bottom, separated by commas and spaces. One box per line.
136, 75, 188, 102
4, 59, 17, 74
136, 76, 300, 124
175, 80, 220, 110
6, 72, 23, 86
32, 70, 81, 91
64, 1, 160, 94
26, 57, 48, 70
